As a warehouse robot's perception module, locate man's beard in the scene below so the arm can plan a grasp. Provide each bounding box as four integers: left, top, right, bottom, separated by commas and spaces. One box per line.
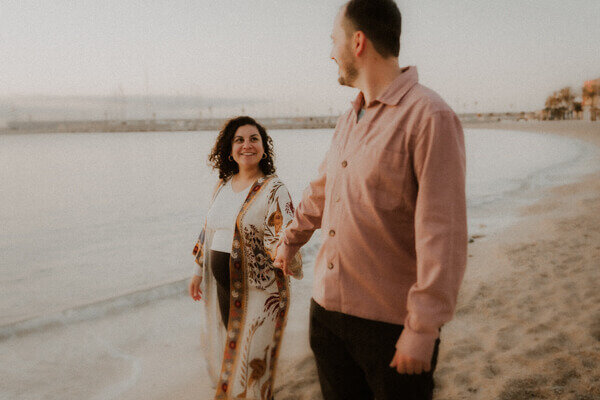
337, 56, 358, 87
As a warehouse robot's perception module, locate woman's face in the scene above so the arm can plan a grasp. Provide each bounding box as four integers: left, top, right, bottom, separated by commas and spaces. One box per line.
230, 124, 265, 170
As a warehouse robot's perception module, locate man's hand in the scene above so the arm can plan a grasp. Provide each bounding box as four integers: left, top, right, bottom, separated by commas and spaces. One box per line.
188, 275, 202, 301
273, 239, 295, 275
389, 349, 431, 375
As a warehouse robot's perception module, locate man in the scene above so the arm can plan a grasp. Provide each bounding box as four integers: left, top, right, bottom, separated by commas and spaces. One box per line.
274, 0, 467, 398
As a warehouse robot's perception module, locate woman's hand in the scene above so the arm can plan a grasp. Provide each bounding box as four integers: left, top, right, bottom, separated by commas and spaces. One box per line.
188, 275, 203, 301
274, 239, 296, 276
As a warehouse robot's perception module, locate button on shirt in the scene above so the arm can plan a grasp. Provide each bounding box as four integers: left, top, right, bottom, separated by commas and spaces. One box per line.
282, 66, 467, 362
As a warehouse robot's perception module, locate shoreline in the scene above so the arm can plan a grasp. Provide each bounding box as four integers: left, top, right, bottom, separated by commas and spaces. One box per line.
0, 278, 189, 341
1, 121, 598, 399
2, 117, 586, 136
462, 120, 600, 143
464, 121, 600, 238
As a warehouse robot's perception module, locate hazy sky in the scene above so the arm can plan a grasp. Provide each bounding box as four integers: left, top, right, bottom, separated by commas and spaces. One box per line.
1, 0, 599, 116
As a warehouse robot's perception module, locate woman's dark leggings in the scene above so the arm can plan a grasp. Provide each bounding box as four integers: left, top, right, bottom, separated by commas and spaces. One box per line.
209, 250, 231, 327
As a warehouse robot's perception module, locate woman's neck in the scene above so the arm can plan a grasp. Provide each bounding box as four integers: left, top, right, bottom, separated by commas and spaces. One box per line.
233, 167, 264, 184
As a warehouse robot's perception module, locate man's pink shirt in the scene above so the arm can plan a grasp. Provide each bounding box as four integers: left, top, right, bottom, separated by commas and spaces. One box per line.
282, 66, 468, 363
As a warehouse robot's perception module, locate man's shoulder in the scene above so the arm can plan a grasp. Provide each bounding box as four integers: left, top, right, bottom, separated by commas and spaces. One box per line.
406, 83, 456, 117
337, 108, 354, 124
330, 109, 355, 137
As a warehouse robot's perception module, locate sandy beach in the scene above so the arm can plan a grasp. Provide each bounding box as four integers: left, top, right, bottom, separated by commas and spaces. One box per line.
2, 121, 599, 400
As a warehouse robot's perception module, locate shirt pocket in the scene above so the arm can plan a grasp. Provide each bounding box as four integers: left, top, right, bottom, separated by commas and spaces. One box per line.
375, 149, 408, 210
352, 148, 408, 211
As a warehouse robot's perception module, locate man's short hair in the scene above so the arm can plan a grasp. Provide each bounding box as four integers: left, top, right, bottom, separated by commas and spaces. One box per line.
343, 0, 401, 58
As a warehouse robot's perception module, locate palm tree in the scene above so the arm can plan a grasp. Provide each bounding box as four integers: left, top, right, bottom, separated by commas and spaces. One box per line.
583, 81, 600, 121
545, 93, 560, 120
583, 83, 599, 107
558, 87, 575, 119
572, 101, 582, 119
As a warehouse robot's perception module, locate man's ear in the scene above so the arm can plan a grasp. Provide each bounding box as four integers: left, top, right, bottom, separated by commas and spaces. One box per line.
353, 30, 366, 56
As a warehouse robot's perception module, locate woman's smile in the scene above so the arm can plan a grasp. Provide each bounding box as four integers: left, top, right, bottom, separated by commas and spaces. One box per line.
231, 124, 265, 168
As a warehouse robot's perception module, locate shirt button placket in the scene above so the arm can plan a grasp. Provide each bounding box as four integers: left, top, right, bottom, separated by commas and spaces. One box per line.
328, 229, 336, 269
330, 136, 351, 308
334, 159, 347, 205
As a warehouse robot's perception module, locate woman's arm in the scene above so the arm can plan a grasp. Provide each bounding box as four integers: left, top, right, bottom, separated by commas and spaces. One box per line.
264, 182, 302, 279
189, 179, 223, 300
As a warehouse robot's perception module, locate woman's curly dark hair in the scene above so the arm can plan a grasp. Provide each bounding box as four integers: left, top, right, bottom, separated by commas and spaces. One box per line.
208, 116, 276, 181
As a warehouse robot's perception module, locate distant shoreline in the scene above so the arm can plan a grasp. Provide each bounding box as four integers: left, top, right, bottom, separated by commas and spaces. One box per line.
0, 113, 554, 135
0, 116, 338, 134
462, 119, 600, 143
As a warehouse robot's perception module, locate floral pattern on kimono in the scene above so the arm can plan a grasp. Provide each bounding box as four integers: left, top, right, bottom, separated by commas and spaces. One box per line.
192, 175, 301, 400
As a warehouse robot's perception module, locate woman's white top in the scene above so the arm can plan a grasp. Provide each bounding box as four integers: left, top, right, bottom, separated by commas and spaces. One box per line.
206, 179, 250, 253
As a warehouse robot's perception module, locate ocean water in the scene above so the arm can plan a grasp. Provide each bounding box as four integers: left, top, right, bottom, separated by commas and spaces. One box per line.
0, 128, 597, 331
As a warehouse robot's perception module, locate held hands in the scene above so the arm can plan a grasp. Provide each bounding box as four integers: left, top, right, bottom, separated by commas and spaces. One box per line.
188, 275, 203, 301
389, 349, 431, 375
273, 239, 294, 276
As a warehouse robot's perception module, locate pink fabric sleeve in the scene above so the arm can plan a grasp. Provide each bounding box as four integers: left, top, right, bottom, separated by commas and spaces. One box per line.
282, 155, 328, 252
396, 111, 468, 362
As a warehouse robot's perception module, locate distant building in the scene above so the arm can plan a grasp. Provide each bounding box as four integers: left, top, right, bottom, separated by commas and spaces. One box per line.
582, 78, 600, 121
534, 110, 545, 120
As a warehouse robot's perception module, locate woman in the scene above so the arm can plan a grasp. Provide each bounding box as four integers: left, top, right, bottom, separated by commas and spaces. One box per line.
189, 116, 301, 400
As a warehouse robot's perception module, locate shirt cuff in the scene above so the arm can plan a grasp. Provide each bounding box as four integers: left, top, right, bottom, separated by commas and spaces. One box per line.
395, 325, 439, 363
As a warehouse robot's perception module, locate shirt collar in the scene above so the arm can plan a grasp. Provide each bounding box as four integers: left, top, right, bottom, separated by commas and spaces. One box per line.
350, 66, 419, 114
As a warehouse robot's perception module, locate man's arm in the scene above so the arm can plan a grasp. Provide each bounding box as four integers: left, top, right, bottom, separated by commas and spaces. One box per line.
285, 157, 328, 246
275, 150, 329, 272
393, 110, 468, 371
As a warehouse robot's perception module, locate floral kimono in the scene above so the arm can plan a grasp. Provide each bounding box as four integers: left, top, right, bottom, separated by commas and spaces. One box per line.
192, 174, 302, 400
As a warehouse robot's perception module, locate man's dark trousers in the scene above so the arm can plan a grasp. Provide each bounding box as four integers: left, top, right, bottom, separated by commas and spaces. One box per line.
309, 299, 440, 400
